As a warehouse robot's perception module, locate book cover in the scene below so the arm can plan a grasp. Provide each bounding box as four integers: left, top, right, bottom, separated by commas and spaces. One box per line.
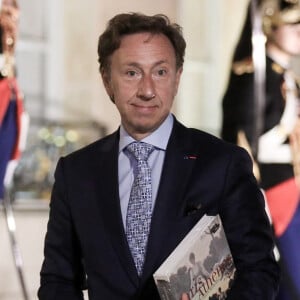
153, 214, 236, 300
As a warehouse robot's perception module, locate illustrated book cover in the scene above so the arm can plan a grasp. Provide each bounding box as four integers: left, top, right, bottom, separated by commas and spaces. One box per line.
153, 214, 236, 300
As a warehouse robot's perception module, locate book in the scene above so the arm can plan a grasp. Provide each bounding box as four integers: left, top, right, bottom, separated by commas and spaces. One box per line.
153, 214, 236, 300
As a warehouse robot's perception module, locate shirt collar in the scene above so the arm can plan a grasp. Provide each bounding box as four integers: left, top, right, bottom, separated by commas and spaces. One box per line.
119, 114, 174, 153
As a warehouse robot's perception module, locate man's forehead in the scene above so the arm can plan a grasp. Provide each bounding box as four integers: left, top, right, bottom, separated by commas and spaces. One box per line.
119, 32, 172, 46
115, 33, 176, 60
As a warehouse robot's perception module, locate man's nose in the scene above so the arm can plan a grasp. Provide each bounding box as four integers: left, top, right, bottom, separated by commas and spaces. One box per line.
137, 75, 156, 100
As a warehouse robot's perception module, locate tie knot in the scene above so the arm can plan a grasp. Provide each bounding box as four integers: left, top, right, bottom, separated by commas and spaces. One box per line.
127, 142, 154, 161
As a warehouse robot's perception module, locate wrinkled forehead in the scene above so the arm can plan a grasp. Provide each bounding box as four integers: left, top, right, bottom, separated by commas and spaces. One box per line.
118, 32, 176, 54
116, 32, 177, 63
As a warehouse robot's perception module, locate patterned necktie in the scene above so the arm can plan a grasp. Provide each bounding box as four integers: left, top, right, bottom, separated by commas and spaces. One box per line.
126, 141, 154, 276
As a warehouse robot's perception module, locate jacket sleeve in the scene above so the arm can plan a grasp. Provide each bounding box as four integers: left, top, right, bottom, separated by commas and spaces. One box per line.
221, 146, 280, 299
38, 158, 86, 300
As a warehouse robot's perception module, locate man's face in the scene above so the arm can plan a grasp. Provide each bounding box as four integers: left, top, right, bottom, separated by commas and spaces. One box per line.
102, 32, 182, 140
272, 23, 300, 56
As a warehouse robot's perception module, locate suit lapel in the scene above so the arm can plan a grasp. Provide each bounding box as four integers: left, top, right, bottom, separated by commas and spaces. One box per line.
95, 131, 140, 286
142, 120, 199, 280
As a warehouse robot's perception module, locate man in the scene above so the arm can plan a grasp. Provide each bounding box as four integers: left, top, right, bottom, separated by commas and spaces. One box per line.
222, 1, 300, 299
38, 13, 279, 299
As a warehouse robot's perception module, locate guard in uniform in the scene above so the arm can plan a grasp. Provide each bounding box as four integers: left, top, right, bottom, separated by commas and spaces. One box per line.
0, 0, 23, 199
221, 1, 300, 299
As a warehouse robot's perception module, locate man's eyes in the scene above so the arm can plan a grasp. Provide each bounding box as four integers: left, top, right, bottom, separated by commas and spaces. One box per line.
124, 68, 168, 77
156, 69, 167, 76
126, 70, 139, 76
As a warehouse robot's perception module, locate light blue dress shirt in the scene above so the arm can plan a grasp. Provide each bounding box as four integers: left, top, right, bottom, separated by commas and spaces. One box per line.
118, 114, 174, 228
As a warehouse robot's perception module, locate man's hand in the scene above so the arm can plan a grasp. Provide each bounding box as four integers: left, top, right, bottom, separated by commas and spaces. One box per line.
181, 293, 190, 300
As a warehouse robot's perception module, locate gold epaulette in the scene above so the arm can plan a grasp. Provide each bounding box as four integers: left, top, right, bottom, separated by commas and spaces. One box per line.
271, 62, 285, 74
232, 57, 254, 75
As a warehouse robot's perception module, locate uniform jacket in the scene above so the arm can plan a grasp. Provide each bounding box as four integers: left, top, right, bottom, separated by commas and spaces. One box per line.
221, 56, 294, 190
38, 118, 280, 300
0, 77, 23, 159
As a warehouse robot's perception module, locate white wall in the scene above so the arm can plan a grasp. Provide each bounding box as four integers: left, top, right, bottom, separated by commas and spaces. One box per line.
176, 0, 249, 134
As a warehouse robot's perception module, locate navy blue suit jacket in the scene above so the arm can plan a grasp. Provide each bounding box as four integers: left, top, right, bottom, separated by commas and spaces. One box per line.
38, 118, 280, 299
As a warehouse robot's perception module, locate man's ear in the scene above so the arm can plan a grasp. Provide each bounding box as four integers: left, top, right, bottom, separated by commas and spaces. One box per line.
101, 71, 114, 102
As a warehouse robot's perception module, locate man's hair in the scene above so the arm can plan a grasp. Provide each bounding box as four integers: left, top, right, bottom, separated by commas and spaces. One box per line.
97, 13, 186, 74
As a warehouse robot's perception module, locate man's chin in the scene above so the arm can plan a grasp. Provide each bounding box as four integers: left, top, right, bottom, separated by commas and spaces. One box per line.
129, 120, 161, 137
134, 123, 157, 135
124, 114, 166, 137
